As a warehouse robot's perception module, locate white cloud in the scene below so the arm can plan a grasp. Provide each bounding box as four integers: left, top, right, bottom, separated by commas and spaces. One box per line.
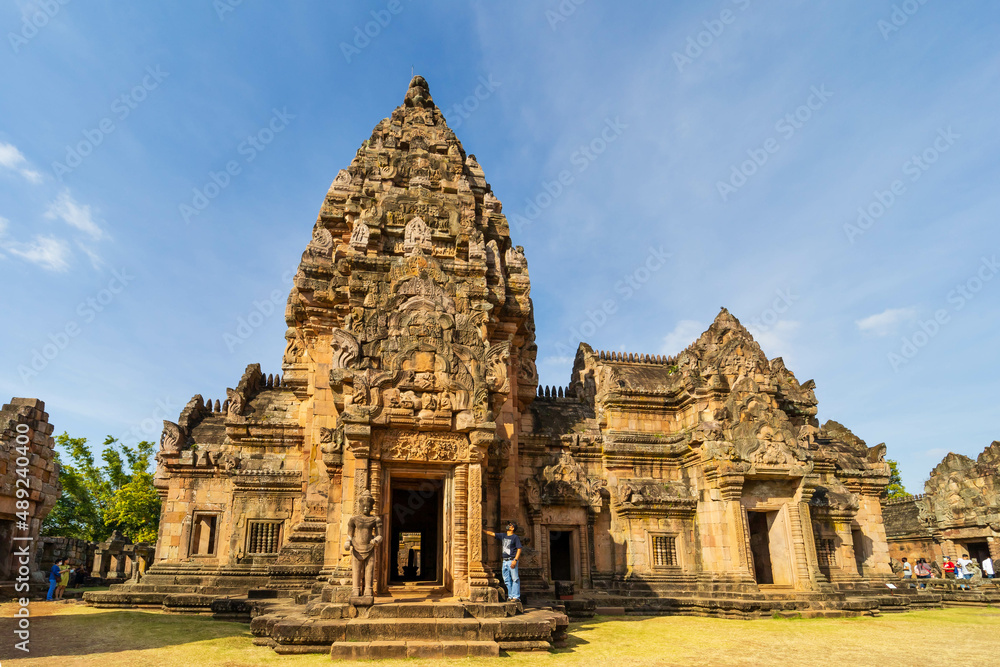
746, 320, 801, 359
661, 320, 705, 356
0, 141, 43, 183
4, 235, 72, 272
45, 190, 104, 240
856, 307, 917, 337
77, 241, 105, 270
541, 355, 573, 366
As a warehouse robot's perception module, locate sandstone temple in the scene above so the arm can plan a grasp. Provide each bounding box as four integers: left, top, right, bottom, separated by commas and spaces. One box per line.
884, 441, 1000, 568
86, 76, 953, 657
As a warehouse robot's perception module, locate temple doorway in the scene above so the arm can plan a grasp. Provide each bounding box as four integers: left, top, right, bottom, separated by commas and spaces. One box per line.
965, 541, 990, 566
748, 512, 774, 584
550, 530, 573, 582
388, 478, 443, 586
747, 508, 795, 587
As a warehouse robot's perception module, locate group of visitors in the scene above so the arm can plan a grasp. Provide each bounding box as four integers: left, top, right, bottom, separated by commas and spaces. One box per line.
46, 559, 87, 601
899, 553, 995, 588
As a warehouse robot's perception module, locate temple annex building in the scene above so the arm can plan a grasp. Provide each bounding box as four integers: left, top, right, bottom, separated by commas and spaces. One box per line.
86, 77, 992, 658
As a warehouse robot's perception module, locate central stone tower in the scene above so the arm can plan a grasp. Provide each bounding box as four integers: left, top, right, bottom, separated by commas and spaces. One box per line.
283, 75, 536, 600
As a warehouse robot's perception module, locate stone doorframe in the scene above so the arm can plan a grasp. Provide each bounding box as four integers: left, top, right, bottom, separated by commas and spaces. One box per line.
543, 524, 583, 588
377, 464, 453, 595
741, 503, 798, 588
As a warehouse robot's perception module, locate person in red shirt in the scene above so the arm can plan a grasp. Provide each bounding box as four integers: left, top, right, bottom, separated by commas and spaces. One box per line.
943, 557, 956, 578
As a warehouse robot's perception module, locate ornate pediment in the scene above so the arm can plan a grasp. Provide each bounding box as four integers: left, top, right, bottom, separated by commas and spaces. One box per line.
535, 451, 605, 508
373, 429, 469, 462
613, 478, 696, 517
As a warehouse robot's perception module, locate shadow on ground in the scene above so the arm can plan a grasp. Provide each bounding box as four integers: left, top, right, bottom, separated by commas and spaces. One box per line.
0, 606, 249, 661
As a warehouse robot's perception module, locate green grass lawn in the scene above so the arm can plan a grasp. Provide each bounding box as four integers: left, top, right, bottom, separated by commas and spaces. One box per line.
2, 602, 999, 666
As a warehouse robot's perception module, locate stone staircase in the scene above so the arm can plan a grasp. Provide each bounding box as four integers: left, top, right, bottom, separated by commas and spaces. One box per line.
249, 598, 568, 658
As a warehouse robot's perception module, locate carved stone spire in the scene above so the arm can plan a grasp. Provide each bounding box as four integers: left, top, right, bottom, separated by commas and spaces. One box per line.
281, 76, 536, 427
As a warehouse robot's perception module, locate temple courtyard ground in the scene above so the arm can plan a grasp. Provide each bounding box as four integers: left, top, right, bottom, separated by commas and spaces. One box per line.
2, 602, 999, 666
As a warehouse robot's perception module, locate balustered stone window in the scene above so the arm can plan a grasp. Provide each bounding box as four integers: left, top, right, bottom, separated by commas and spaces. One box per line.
246, 520, 283, 555
815, 538, 837, 568
650, 534, 677, 568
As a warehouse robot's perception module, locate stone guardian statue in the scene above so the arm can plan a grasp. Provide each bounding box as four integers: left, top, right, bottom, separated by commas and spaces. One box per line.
345, 490, 382, 600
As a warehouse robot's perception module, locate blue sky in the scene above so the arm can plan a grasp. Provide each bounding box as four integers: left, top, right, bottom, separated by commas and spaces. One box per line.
1, 1, 997, 493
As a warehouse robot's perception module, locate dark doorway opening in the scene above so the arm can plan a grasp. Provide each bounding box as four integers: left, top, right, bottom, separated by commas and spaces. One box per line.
748, 511, 774, 585
851, 529, 868, 575
549, 530, 573, 582
389, 479, 442, 585
965, 541, 990, 566
0, 520, 14, 579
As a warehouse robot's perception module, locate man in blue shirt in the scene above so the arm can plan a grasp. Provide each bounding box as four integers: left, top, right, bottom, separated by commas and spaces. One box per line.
46, 558, 64, 601
484, 522, 522, 602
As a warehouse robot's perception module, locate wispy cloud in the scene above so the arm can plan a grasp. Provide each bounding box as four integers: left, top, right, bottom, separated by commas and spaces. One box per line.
746, 320, 801, 359
77, 241, 105, 270
661, 320, 705, 356
45, 190, 104, 240
3, 235, 72, 272
856, 307, 917, 337
541, 355, 573, 366
0, 141, 42, 183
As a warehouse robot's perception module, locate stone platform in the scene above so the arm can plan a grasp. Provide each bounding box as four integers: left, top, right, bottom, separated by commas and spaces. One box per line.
248, 597, 568, 658
526, 583, 1000, 620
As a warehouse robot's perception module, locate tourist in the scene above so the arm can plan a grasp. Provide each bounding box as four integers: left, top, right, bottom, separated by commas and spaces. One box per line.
55, 560, 72, 600
901, 557, 912, 580
983, 556, 994, 579
943, 557, 956, 579
955, 554, 971, 581
914, 558, 932, 588
46, 559, 64, 601
483, 521, 522, 603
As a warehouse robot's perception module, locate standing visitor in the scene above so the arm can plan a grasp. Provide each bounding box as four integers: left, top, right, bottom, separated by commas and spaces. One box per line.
955, 554, 971, 581
914, 558, 932, 588
943, 557, 955, 579
982, 556, 994, 579
46, 559, 63, 601
55, 560, 72, 600
901, 557, 912, 580
483, 521, 522, 603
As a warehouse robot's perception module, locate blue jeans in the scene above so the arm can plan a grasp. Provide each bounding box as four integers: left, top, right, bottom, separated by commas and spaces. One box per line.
46, 579, 58, 600
502, 559, 520, 601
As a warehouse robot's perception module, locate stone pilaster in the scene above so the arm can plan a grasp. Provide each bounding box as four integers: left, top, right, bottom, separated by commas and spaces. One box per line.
467, 427, 498, 601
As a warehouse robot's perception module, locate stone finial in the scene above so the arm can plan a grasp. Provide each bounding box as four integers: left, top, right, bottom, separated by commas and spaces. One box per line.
404, 75, 434, 108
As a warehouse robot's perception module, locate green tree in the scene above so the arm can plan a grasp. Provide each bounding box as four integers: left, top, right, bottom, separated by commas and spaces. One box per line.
886, 459, 908, 499
43, 434, 161, 543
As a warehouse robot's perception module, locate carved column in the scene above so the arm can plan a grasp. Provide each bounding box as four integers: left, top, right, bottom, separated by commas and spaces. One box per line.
467, 427, 497, 601
827, 511, 863, 584
585, 510, 597, 589
453, 463, 468, 594
532, 509, 544, 579
788, 502, 818, 590
330, 413, 371, 585
718, 471, 754, 582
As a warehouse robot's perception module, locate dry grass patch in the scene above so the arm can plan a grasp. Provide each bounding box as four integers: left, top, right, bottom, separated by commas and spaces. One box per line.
1, 602, 999, 666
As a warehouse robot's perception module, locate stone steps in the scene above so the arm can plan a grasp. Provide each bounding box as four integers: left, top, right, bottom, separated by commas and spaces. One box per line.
330, 640, 499, 659
251, 606, 567, 656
